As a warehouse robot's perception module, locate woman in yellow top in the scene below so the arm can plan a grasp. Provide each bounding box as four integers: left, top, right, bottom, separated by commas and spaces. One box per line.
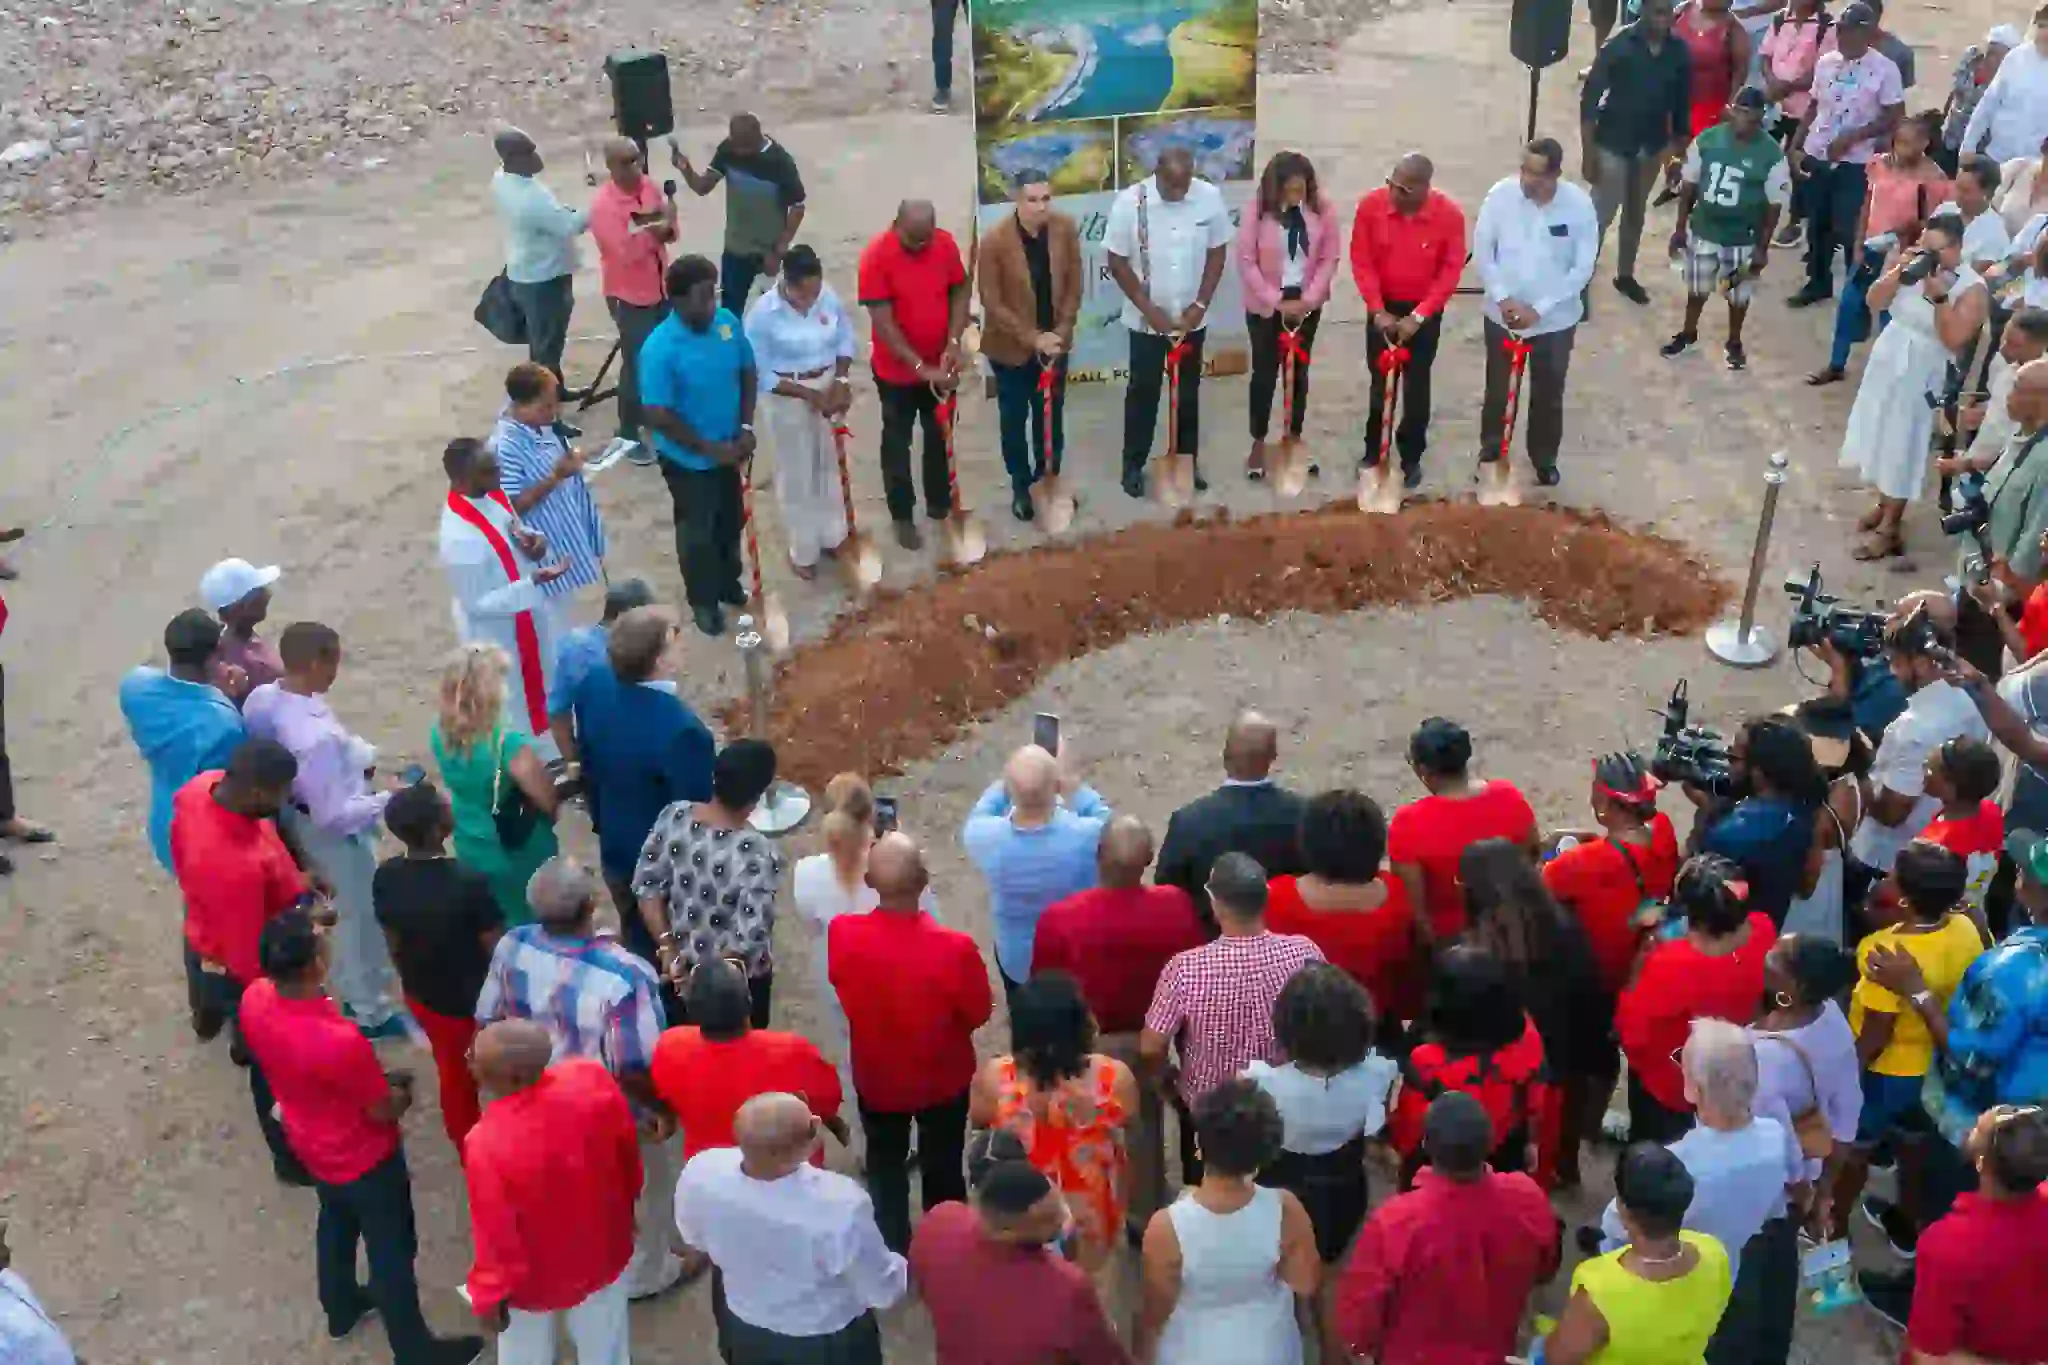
1543, 1143, 1732, 1365
1833, 839, 1986, 1242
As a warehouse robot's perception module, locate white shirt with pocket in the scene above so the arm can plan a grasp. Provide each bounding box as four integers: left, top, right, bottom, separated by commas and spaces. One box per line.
1104, 175, 1235, 334
1243, 1054, 1400, 1155
1472, 175, 1600, 337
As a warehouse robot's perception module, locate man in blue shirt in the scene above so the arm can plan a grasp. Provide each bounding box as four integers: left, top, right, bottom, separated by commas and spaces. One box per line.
1691, 715, 1822, 926
638, 254, 759, 636
961, 744, 1110, 1011
546, 576, 653, 768
119, 609, 246, 873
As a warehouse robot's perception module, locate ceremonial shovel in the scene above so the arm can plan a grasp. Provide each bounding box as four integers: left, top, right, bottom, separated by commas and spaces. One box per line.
1477, 330, 1528, 509
1359, 336, 1408, 515
829, 421, 883, 590
1149, 333, 1196, 509
1269, 320, 1312, 500
933, 387, 988, 566
739, 462, 791, 653
1030, 358, 1076, 534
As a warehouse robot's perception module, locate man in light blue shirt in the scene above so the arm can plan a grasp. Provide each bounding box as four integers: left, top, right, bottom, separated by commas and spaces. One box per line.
492, 128, 587, 389
961, 744, 1110, 1010
119, 609, 245, 872
546, 576, 654, 766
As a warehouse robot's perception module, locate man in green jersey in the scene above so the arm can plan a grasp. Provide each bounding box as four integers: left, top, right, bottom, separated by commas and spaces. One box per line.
1663, 88, 1793, 370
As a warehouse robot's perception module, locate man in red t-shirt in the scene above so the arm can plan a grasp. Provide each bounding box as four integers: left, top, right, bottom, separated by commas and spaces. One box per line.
1033, 814, 1203, 1226
1387, 718, 1539, 943
856, 201, 968, 549
465, 1019, 643, 1361
239, 911, 483, 1365
1903, 1105, 2048, 1362
829, 833, 992, 1251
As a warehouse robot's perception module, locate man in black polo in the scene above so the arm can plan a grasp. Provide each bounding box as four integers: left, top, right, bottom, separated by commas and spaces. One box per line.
1581, 0, 1692, 308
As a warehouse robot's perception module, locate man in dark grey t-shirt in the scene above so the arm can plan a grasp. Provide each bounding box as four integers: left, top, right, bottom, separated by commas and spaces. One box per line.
672, 113, 808, 315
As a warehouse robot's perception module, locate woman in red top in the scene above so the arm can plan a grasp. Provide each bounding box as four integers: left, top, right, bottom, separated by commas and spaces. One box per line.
1616, 854, 1776, 1143
1387, 718, 1538, 946
1544, 753, 1682, 996
1265, 789, 1423, 1023
1675, 0, 1751, 140
1917, 736, 2005, 936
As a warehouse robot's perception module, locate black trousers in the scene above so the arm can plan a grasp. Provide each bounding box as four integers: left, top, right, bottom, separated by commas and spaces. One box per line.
860, 1087, 969, 1253
875, 378, 953, 523
720, 251, 766, 319
314, 1148, 435, 1362
1124, 327, 1205, 479
1705, 1215, 1800, 1365
1478, 318, 1575, 475
1626, 1070, 1697, 1144
1364, 304, 1444, 470
1798, 158, 1870, 294
509, 275, 574, 390
660, 460, 744, 609
0, 659, 13, 824
931, 0, 961, 95
992, 357, 1067, 495
184, 947, 307, 1181
606, 296, 668, 440
1246, 302, 1320, 442
715, 1269, 884, 1365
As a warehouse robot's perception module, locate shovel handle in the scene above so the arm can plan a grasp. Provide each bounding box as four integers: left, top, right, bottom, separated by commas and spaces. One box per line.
741, 461, 765, 607
933, 387, 964, 513
832, 423, 859, 540
1038, 360, 1060, 479
1498, 331, 1532, 469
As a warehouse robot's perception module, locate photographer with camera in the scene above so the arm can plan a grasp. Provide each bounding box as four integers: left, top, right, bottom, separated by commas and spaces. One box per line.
1950, 360, 2048, 672
1792, 570, 1909, 740
1933, 307, 2048, 487
1683, 716, 1827, 927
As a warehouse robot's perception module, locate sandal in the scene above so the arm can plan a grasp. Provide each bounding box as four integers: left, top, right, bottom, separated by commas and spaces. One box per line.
1852, 529, 1904, 561
1857, 504, 1887, 532
1806, 367, 1845, 387
0, 818, 53, 843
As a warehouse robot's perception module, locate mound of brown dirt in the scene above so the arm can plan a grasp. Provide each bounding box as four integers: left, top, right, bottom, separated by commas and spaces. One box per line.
723, 500, 1731, 791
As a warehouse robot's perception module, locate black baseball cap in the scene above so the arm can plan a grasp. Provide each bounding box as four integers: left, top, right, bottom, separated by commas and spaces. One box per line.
1733, 87, 1768, 111
1839, 2, 1877, 28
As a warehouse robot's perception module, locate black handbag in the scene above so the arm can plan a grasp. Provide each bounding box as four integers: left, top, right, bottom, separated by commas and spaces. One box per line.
490, 729, 541, 849
475, 271, 528, 345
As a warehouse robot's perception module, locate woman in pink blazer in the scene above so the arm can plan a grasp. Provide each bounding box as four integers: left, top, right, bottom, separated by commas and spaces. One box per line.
1237, 150, 1342, 480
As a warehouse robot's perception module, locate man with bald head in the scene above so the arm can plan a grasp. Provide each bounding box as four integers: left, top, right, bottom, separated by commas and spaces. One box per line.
1350, 151, 1469, 486
858, 199, 970, 548
672, 113, 808, 315
1034, 813, 1204, 1227
830, 833, 993, 1251
962, 742, 1111, 1007
588, 138, 674, 453
1106, 145, 1235, 498
464, 1020, 643, 1364
1955, 357, 2048, 663
1157, 709, 1308, 929
492, 128, 588, 390
676, 1092, 906, 1365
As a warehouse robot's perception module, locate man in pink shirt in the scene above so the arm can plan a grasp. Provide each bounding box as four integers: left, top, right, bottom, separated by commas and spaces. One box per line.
588, 138, 676, 459
1788, 2, 1906, 306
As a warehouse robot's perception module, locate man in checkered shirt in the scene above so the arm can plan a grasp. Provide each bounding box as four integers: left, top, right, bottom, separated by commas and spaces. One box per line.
1140, 851, 1324, 1183
475, 855, 686, 1300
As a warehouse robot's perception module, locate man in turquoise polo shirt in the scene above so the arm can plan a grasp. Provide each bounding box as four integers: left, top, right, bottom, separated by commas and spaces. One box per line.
640, 255, 760, 636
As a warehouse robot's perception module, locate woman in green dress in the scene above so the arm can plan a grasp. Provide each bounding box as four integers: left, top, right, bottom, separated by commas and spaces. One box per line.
430, 643, 560, 925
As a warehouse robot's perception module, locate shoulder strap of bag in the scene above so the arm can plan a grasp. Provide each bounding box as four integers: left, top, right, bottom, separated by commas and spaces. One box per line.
1755, 1030, 1822, 1103
1610, 835, 1653, 901
490, 727, 508, 816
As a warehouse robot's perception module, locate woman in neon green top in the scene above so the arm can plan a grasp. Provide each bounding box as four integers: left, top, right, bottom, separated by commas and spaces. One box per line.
1543, 1143, 1733, 1365
428, 644, 560, 925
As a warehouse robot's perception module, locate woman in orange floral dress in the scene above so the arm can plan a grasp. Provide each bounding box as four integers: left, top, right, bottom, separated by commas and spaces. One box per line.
969, 970, 1140, 1270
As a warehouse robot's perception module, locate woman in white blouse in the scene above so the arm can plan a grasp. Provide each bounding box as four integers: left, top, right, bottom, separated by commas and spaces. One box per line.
1996, 135, 2048, 236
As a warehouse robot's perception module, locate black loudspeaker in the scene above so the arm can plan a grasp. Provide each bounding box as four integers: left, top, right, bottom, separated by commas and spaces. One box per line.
605, 49, 673, 142
1509, 0, 1572, 69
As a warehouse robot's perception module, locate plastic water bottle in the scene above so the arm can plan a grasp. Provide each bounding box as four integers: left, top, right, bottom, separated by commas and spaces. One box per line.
1801, 1237, 1860, 1314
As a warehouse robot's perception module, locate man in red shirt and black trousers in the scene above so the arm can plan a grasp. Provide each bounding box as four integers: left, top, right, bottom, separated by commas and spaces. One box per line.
830, 832, 993, 1251
1336, 1091, 1561, 1365
1350, 152, 1467, 489
857, 200, 969, 551
1034, 814, 1204, 1236
464, 1019, 642, 1365
170, 736, 315, 1184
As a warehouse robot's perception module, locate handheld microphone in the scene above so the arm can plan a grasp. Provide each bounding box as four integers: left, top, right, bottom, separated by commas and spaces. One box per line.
663, 178, 677, 200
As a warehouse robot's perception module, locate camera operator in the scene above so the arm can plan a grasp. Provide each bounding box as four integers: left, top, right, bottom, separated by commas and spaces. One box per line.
1685, 717, 1826, 927
1951, 359, 2048, 673
1847, 596, 1992, 909
1933, 308, 2048, 488
1809, 633, 1910, 742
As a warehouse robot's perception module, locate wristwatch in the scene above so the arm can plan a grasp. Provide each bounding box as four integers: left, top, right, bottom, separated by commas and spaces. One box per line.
1911, 989, 1935, 1008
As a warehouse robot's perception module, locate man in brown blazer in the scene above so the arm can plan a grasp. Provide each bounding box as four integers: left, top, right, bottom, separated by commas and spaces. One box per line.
977, 172, 1082, 522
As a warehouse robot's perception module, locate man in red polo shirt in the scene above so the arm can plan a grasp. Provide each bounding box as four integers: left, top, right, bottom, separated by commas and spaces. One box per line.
856, 200, 968, 551
1904, 1104, 2048, 1363
169, 737, 314, 1181
465, 1019, 642, 1365
1350, 152, 1467, 488
830, 832, 992, 1251
1033, 814, 1203, 1229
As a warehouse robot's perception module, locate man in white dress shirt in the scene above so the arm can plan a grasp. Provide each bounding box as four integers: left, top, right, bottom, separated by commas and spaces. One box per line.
1473, 137, 1600, 488
677, 1092, 906, 1365
1963, 7, 2048, 163
438, 436, 570, 754
743, 246, 856, 579
1105, 145, 1234, 500
492, 128, 589, 391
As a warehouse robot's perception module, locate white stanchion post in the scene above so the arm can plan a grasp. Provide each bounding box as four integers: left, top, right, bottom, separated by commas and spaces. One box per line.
1706, 451, 1789, 669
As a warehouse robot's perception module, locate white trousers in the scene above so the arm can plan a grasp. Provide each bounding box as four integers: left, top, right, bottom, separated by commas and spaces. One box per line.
622, 1130, 681, 1296
497, 1270, 630, 1365
761, 381, 847, 567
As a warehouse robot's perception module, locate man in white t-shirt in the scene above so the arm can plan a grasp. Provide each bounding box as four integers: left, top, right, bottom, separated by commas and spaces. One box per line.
1104, 145, 1234, 500
1851, 594, 1992, 877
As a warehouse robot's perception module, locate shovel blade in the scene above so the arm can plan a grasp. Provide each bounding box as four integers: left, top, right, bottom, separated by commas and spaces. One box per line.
759, 593, 792, 654
1271, 439, 1309, 499
946, 511, 988, 566
1033, 475, 1076, 534
841, 530, 883, 590
1477, 462, 1522, 508
1358, 464, 1401, 515
1150, 453, 1193, 509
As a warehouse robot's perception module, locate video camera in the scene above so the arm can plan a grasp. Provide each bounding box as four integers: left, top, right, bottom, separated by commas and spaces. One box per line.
1649, 680, 1736, 798
1783, 565, 1887, 658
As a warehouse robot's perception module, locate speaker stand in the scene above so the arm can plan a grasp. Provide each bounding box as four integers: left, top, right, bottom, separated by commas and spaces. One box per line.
1524, 64, 1540, 145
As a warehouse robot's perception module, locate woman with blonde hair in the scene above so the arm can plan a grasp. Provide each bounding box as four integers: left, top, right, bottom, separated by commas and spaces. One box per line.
429, 643, 560, 924
792, 774, 931, 1044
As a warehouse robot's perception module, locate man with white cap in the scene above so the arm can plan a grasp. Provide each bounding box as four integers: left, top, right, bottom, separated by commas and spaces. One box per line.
200, 557, 284, 692
1963, 8, 2048, 164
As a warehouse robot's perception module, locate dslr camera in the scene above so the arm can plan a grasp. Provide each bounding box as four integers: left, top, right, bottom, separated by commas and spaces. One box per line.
1783, 565, 1887, 658
1650, 680, 1736, 798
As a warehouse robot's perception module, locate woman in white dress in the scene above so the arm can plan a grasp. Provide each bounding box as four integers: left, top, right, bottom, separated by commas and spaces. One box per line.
1838, 210, 1990, 560
1137, 1078, 1322, 1365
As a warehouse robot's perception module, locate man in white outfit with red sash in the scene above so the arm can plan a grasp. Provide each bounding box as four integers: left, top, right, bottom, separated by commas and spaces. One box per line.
438, 436, 571, 758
